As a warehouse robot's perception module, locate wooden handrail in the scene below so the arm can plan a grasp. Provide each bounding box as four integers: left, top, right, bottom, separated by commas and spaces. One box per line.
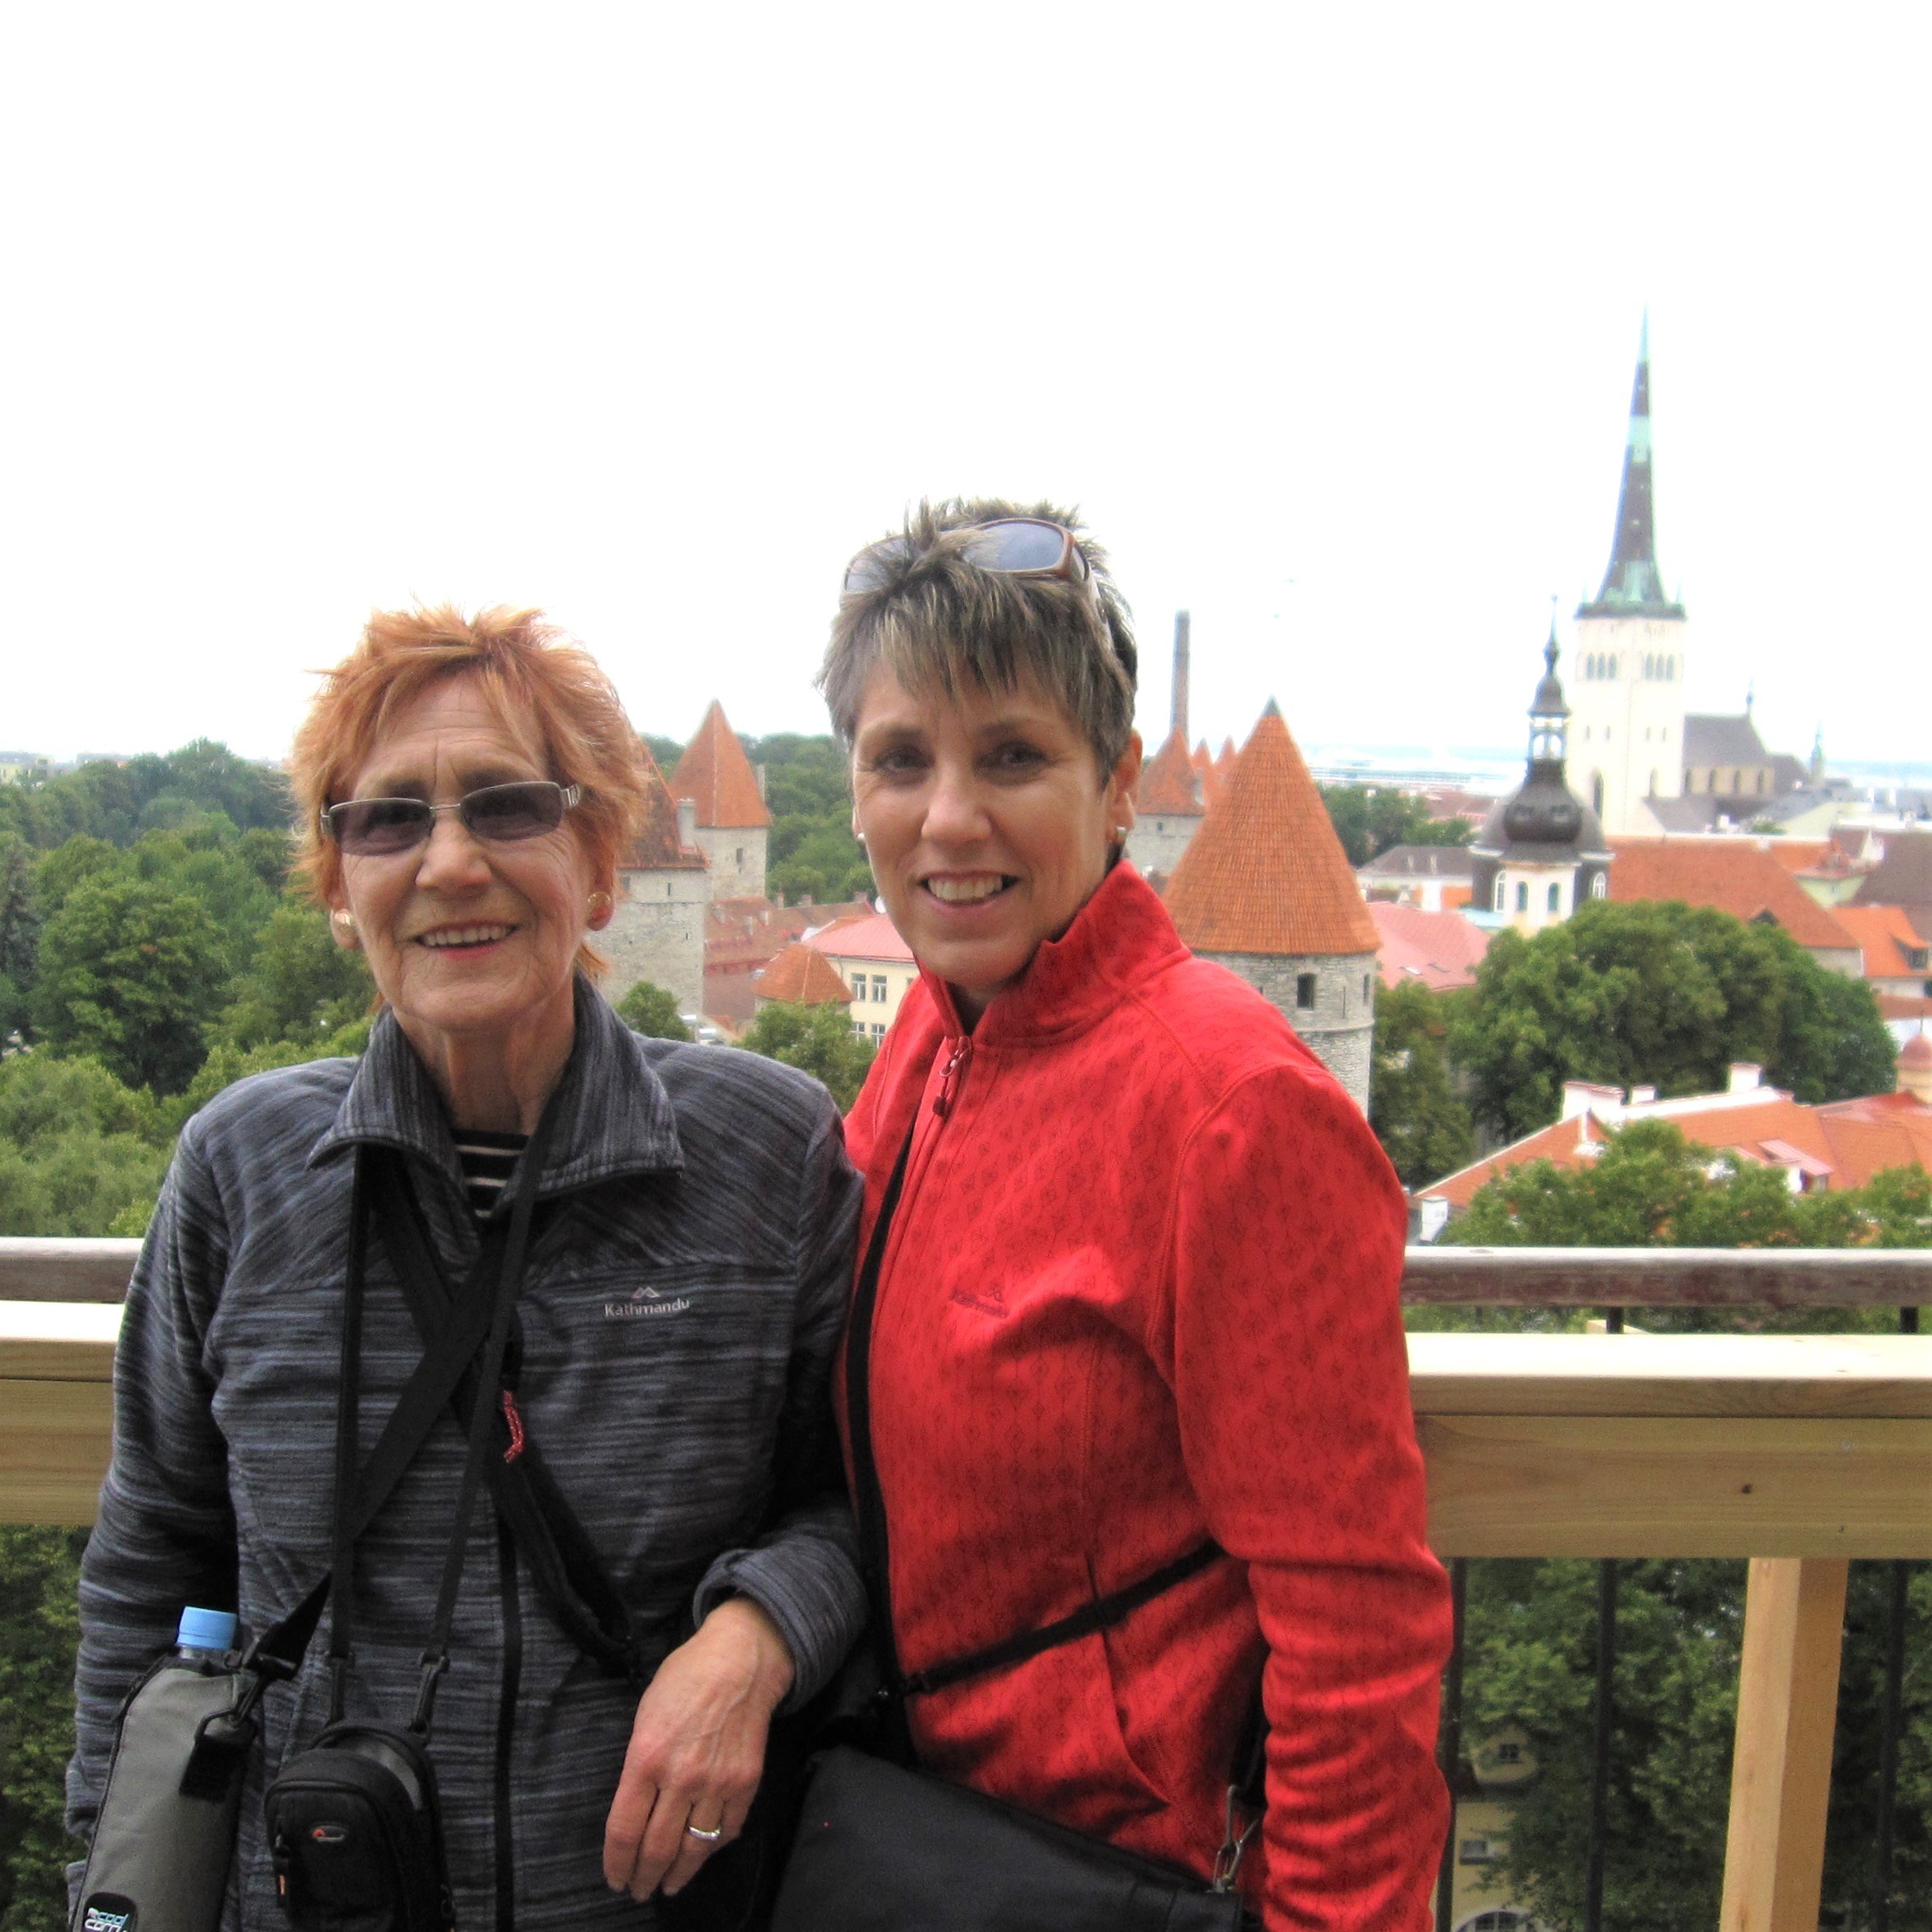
8, 1236, 1930, 1308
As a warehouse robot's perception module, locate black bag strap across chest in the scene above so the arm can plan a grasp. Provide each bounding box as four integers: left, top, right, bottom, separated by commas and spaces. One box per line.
246, 1106, 642, 1696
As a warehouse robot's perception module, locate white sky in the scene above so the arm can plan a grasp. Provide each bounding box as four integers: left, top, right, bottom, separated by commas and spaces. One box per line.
4, 3, 1928, 771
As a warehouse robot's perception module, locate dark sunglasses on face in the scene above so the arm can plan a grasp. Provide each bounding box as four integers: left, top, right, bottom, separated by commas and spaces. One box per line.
320, 780, 582, 856
842, 517, 1098, 601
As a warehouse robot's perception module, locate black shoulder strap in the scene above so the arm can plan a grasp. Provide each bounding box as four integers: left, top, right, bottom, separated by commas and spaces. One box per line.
842, 1113, 1238, 1721
365, 1148, 644, 1684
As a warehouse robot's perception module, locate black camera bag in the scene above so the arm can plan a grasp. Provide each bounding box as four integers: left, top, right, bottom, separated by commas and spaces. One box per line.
266, 1723, 453, 1932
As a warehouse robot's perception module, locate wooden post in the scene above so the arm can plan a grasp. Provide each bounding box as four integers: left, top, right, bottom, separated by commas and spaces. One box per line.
1721, 1557, 1849, 1932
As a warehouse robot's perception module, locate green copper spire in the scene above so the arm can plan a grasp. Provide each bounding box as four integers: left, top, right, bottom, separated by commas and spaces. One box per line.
1579, 311, 1685, 620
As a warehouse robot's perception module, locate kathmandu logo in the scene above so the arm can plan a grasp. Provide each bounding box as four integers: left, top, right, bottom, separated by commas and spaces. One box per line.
605, 1285, 691, 1321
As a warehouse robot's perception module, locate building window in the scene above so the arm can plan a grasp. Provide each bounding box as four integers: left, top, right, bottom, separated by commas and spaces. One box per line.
1459, 1837, 1498, 1863
1362, 973, 1371, 1003
1649, 769, 1659, 795
1547, 882, 1561, 913
1592, 773, 1605, 816
1515, 882, 1528, 913
735, 846, 745, 866
849, 975, 865, 1002
1295, 973, 1316, 1010
1591, 873, 1608, 899
873, 975, 887, 1000
1493, 877, 1506, 913
871, 1023, 886, 1040
1494, 1741, 1522, 1765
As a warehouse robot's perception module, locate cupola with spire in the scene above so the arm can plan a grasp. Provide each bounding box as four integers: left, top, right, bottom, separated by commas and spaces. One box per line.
1470, 621, 1611, 934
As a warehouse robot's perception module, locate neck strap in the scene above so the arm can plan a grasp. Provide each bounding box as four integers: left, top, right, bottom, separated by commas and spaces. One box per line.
327, 1093, 561, 1737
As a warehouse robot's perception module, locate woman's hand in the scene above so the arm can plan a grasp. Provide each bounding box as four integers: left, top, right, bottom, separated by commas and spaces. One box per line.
602, 1596, 796, 1900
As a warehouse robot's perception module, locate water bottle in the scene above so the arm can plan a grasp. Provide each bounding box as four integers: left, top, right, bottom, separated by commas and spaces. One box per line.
73, 1608, 255, 1932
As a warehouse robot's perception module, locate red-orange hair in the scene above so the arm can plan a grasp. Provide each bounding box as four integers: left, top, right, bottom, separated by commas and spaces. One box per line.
290, 604, 648, 979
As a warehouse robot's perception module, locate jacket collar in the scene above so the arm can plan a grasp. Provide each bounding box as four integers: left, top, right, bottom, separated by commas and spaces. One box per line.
310, 975, 682, 1193
923, 860, 1190, 1047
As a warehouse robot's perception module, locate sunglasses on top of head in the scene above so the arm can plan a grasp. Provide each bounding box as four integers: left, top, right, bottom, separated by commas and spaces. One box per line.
321, 781, 581, 857
842, 517, 1099, 607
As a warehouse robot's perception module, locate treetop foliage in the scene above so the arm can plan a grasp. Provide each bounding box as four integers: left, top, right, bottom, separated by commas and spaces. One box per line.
1317, 783, 1473, 867
737, 999, 876, 1112
1445, 1116, 1931, 1261
615, 979, 691, 1041
1452, 898, 1899, 1139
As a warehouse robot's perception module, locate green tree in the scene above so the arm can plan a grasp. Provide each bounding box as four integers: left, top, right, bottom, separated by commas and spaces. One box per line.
1319, 783, 1473, 866
213, 899, 370, 1055
0, 833, 38, 1040
615, 980, 692, 1041
739, 1000, 875, 1111
1453, 899, 1898, 1139
0, 1526, 87, 1930
1369, 980, 1474, 1188
768, 823, 873, 906
0, 1054, 171, 1237
31, 837, 123, 925
32, 877, 229, 1094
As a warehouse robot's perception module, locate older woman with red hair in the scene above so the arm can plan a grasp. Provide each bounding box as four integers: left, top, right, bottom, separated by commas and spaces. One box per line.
69, 606, 864, 1929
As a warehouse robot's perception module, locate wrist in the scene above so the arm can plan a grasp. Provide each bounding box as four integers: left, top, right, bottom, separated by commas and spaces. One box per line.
704, 1595, 796, 1707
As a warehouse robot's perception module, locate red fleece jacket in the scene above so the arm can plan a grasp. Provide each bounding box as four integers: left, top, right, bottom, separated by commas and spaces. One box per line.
841, 864, 1450, 1930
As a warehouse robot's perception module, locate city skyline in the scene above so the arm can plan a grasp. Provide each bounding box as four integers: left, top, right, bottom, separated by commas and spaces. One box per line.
4, 8, 1926, 768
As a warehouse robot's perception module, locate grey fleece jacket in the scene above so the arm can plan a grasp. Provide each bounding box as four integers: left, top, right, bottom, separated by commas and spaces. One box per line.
69, 982, 865, 1928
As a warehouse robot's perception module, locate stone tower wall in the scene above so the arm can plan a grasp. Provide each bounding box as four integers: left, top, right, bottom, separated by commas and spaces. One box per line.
1198, 949, 1377, 1113
692, 824, 767, 901
1126, 815, 1201, 882
1569, 614, 1688, 835
605, 867, 708, 1017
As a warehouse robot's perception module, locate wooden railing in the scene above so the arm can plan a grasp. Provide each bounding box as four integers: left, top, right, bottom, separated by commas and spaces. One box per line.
4, 1237, 1930, 1932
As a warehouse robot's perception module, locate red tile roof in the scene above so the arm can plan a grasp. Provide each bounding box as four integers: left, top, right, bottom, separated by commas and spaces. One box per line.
1215, 738, 1237, 777
704, 897, 874, 971
1192, 741, 1220, 811
621, 740, 709, 870
1367, 903, 1492, 992
1878, 993, 1932, 1022
669, 700, 772, 828
1607, 838, 1858, 953
806, 910, 917, 965
1165, 704, 1380, 957
1830, 903, 1930, 980
1135, 729, 1204, 816
754, 941, 854, 1006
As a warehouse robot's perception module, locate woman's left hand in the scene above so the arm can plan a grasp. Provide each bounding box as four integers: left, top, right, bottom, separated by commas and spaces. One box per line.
602, 1596, 797, 1900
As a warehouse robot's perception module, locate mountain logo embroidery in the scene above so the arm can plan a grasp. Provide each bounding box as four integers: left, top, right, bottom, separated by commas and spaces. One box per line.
605, 1284, 691, 1321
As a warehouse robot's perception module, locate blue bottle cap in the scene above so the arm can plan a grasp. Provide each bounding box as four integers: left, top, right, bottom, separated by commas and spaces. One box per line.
176, 1606, 238, 1652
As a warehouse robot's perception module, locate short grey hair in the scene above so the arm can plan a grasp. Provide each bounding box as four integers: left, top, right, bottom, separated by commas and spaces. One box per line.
819, 498, 1139, 776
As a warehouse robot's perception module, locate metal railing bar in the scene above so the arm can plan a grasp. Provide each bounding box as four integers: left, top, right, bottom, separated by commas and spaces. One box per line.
1435, 1557, 1468, 1932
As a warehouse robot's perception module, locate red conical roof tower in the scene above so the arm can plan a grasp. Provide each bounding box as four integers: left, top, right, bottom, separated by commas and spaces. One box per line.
670, 700, 771, 829
1166, 703, 1377, 957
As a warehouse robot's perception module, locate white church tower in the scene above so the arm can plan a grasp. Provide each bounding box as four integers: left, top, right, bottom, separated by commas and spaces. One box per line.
1570, 315, 1690, 836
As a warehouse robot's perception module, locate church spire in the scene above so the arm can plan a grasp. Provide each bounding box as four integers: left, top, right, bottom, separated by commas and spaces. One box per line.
1579, 312, 1685, 620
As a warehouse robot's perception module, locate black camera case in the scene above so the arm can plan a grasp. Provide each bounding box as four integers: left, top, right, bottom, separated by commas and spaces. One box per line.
265, 1723, 454, 1932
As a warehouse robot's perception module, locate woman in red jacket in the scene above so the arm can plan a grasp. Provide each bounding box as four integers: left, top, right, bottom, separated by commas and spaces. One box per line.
819, 500, 1451, 1930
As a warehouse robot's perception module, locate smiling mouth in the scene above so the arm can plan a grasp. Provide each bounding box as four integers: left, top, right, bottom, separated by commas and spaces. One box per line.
416, 922, 517, 948
922, 875, 1015, 904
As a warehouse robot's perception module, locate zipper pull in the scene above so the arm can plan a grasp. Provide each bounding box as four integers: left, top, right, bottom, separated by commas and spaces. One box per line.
934, 1037, 973, 1117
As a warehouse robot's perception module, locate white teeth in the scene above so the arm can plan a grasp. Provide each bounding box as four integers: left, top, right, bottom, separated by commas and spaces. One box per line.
420, 924, 513, 948
926, 877, 1008, 904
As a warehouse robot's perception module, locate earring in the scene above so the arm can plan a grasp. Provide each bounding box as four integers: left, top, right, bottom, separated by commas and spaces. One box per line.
331, 908, 358, 935
587, 890, 613, 924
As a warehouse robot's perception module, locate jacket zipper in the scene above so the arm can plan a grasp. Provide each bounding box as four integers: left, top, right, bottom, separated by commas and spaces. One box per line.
932, 1037, 973, 1117
494, 1514, 520, 1932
